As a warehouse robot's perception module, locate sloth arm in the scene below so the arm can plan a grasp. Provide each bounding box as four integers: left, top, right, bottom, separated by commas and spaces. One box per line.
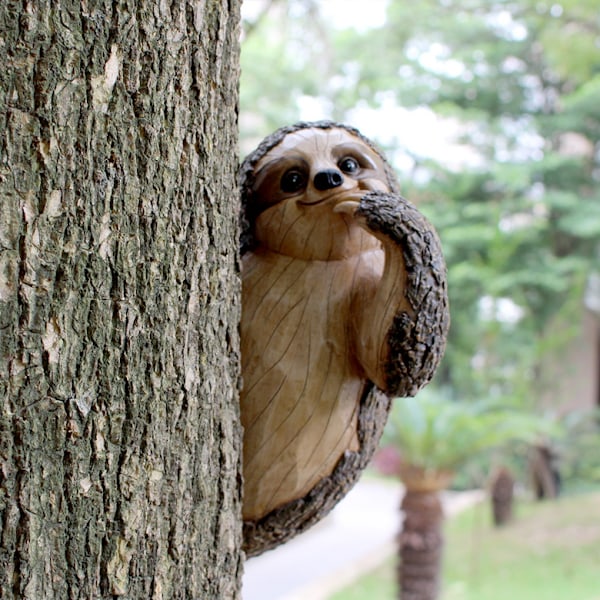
339, 192, 449, 398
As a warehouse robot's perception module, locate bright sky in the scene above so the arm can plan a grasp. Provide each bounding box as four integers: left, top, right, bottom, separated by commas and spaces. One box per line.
241, 0, 389, 31
240, 0, 499, 174
319, 0, 389, 31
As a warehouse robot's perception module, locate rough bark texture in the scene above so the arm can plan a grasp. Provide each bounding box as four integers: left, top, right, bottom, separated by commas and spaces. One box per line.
358, 192, 449, 398
398, 490, 444, 600
0, 1, 242, 598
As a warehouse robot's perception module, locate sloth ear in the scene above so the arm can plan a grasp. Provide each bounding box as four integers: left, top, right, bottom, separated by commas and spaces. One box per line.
239, 199, 255, 255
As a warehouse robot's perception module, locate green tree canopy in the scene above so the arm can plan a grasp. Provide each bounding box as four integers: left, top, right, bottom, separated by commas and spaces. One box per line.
240, 0, 600, 412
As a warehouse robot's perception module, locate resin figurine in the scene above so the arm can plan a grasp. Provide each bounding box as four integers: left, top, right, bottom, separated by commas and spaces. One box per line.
239, 121, 449, 556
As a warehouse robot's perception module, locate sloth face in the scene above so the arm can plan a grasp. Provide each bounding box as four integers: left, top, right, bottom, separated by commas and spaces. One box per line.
250, 128, 391, 259
252, 127, 390, 212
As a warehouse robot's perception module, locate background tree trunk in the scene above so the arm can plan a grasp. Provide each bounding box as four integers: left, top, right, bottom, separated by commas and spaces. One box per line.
0, 1, 242, 598
490, 466, 515, 526
396, 464, 453, 600
398, 490, 444, 600
530, 443, 560, 500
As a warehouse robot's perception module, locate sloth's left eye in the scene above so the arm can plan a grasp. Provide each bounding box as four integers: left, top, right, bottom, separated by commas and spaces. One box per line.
281, 169, 307, 193
338, 157, 360, 174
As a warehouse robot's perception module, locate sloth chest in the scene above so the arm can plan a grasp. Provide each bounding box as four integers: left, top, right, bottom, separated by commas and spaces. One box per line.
240, 249, 383, 519
241, 251, 372, 397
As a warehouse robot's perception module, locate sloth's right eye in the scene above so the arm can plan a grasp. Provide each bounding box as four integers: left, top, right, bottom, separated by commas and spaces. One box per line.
281, 169, 307, 193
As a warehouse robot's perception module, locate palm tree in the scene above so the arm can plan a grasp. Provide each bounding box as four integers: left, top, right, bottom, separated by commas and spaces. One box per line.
383, 390, 548, 600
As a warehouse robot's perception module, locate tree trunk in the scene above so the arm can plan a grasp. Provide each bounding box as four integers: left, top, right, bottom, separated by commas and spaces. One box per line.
0, 1, 242, 598
530, 443, 560, 500
490, 466, 514, 526
396, 464, 452, 600
398, 490, 444, 600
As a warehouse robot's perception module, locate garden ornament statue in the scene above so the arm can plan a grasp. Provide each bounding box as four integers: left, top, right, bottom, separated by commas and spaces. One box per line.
239, 121, 450, 557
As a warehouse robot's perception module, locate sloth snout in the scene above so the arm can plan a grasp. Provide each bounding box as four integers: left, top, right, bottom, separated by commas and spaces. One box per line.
314, 169, 343, 191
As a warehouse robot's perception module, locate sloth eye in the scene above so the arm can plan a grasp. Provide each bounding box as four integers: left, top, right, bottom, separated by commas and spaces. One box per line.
280, 169, 307, 193
338, 156, 360, 174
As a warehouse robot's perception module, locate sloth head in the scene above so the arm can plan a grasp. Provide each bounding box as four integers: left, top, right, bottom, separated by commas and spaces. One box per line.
240, 121, 400, 260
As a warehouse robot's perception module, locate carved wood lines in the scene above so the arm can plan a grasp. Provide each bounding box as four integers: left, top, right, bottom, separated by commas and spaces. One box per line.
240, 250, 385, 520
242, 387, 391, 557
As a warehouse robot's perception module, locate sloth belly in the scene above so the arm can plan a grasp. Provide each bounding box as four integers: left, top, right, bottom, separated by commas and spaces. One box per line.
241, 250, 382, 521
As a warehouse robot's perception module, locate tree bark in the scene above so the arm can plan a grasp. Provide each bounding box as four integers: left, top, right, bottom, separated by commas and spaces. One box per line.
0, 1, 242, 598
396, 463, 452, 600
490, 466, 514, 526
530, 443, 560, 500
398, 490, 444, 600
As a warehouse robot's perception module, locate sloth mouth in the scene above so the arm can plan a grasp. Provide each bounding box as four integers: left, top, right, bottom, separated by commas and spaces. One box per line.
297, 189, 364, 207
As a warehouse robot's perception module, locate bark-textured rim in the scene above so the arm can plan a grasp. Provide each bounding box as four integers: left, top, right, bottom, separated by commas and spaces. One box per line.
243, 386, 391, 557
357, 192, 450, 398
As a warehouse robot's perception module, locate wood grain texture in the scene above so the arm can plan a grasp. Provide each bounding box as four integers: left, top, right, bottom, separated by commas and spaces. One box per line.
240, 123, 449, 557
242, 248, 373, 520
243, 386, 391, 556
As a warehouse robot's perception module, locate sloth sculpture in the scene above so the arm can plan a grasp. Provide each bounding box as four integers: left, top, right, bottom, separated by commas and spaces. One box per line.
239, 121, 449, 557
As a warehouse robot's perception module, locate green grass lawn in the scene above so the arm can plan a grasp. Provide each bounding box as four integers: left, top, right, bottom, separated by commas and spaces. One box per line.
329, 491, 600, 600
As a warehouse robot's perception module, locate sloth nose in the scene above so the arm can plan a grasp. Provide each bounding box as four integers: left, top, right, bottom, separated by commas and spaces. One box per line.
313, 169, 343, 191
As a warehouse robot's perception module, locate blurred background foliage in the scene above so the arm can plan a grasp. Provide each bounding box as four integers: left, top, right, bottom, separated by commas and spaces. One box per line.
239, 0, 600, 491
